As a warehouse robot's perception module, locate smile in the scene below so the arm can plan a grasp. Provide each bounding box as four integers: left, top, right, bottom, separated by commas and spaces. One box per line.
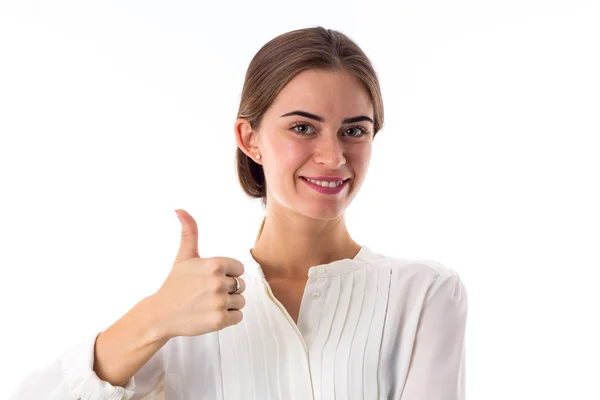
304, 178, 346, 187
300, 177, 350, 194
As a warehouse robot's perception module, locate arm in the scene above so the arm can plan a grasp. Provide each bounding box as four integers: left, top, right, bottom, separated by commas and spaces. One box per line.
93, 295, 168, 387
9, 295, 167, 400
10, 209, 245, 399
401, 270, 469, 399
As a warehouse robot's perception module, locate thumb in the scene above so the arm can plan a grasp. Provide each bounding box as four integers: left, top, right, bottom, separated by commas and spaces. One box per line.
174, 209, 200, 262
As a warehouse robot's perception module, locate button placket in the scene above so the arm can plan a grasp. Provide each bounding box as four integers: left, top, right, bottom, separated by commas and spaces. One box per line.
310, 266, 328, 299
299, 266, 331, 348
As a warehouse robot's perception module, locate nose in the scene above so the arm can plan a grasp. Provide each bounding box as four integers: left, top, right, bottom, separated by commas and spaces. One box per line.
314, 135, 346, 169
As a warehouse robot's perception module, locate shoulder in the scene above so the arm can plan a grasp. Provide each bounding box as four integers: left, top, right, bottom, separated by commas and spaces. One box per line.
359, 248, 468, 326
359, 246, 459, 279
359, 246, 467, 300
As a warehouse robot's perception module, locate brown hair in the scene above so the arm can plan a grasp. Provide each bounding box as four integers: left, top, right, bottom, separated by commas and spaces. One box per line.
236, 26, 385, 210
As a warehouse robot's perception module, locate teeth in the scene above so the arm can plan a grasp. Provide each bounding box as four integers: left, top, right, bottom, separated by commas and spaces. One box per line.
307, 178, 345, 188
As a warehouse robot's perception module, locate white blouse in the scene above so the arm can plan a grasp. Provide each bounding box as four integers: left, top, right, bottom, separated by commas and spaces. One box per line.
10, 245, 468, 399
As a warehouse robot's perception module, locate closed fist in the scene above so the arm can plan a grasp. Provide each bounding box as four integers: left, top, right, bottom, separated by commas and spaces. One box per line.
151, 209, 246, 339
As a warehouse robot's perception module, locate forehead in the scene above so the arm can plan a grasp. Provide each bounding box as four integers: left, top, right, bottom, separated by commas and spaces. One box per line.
267, 69, 374, 119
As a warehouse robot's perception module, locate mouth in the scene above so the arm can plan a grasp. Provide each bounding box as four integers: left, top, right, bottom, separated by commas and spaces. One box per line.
300, 176, 351, 188
300, 176, 351, 195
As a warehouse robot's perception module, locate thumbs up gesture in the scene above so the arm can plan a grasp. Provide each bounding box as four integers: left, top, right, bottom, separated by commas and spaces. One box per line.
151, 209, 246, 340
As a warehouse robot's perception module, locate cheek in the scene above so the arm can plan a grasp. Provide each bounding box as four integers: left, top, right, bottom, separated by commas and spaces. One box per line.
269, 139, 308, 171
349, 146, 372, 171
263, 139, 304, 185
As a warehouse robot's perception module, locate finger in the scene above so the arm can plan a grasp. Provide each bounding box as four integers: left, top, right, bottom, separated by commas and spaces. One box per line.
213, 257, 244, 277
227, 294, 246, 310
174, 209, 200, 262
226, 276, 246, 295
225, 310, 244, 325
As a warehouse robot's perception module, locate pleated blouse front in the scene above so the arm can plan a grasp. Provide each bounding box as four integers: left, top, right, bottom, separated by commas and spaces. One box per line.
217, 245, 392, 400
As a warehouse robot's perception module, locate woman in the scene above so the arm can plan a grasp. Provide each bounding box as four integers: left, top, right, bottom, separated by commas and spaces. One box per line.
10, 26, 467, 399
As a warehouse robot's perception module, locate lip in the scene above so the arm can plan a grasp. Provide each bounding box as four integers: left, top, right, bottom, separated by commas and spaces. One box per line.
302, 176, 349, 182
300, 176, 350, 195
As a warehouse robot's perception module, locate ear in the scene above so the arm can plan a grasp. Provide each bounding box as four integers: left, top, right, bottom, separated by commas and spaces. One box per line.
234, 118, 262, 164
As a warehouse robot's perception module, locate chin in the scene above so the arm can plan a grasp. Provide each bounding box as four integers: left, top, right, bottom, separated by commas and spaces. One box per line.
298, 202, 348, 221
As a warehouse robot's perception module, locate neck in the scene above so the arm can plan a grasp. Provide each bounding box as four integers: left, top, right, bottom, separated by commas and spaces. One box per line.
250, 210, 360, 280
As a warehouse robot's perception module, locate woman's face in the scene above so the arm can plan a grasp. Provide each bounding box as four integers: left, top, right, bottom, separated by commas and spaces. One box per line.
255, 68, 374, 220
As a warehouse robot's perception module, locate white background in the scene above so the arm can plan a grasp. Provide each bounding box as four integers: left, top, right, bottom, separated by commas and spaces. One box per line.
1, 0, 599, 398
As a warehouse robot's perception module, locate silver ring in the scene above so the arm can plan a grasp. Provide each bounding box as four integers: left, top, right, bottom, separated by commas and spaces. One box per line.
229, 276, 241, 295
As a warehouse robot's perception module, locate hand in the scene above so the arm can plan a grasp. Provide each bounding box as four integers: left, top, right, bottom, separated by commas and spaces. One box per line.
150, 209, 246, 340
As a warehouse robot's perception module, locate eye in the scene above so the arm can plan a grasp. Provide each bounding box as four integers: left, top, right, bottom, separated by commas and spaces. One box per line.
290, 123, 315, 136
343, 125, 370, 137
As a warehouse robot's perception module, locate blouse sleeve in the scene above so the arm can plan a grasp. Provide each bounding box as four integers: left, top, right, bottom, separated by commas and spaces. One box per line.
401, 270, 469, 400
9, 332, 165, 400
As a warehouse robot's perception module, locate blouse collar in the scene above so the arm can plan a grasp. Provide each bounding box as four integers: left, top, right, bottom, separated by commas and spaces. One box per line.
242, 245, 375, 279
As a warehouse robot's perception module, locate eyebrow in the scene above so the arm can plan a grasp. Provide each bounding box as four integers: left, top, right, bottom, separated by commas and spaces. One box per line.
280, 110, 374, 124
